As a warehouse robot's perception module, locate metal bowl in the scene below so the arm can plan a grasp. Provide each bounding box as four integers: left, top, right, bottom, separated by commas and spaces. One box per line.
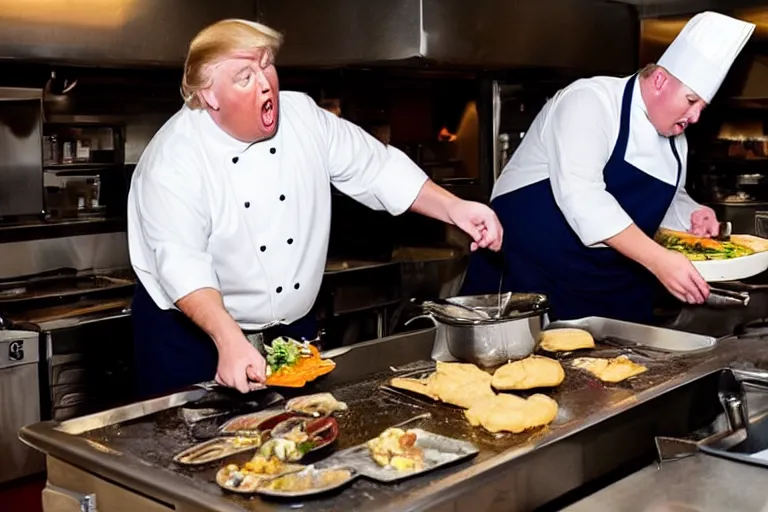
415, 293, 550, 367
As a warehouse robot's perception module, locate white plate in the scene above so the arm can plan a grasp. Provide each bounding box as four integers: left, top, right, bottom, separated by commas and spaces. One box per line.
692, 251, 768, 282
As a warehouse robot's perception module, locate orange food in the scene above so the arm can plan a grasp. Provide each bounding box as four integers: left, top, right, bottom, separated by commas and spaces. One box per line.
266, 345, 336, 387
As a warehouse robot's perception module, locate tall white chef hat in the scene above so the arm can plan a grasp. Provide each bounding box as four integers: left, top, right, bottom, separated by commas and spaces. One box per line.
657, 11, 755, 103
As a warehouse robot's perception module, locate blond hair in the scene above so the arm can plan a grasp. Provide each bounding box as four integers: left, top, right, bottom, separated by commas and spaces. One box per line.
181, 19, 283, 109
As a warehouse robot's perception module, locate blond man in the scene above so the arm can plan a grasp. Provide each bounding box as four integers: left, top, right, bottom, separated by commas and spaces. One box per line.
127, 19, 502, 396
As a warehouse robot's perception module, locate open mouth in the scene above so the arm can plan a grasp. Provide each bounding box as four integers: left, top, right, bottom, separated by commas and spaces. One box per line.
676, 121, 688, 132
261, 99, 275, 128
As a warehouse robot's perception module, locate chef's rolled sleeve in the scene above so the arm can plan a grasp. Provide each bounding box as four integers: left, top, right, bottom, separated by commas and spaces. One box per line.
134, 164, 219, 304
317, 104, 428, 215
544, 88, 634, 246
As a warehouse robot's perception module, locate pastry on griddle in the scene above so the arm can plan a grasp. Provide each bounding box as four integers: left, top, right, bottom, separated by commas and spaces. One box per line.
491, 355, 565, 390
464, 393, 558, 434
538, 328, 595, 352
285, 393, 348, 417
389, 361, 494, 409
571, 355, 647, 383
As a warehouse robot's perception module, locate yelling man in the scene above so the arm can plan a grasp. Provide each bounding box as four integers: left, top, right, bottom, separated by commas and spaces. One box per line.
461, 12, 754, 324
127, 19, 503, 397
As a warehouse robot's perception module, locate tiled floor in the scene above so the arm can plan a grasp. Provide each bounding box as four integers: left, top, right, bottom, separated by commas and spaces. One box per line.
0, 474, 45, 512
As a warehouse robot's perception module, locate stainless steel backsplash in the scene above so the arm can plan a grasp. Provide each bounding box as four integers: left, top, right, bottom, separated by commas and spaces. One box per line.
0, 232, 129, 279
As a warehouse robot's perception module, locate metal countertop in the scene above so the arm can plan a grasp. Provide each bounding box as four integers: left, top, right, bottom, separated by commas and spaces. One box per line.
563, 453, 768, 512
18, 328, 768, 512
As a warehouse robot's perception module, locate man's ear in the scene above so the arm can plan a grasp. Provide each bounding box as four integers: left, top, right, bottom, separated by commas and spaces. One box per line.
652, 68, 669, 93
200, 88, 219, 111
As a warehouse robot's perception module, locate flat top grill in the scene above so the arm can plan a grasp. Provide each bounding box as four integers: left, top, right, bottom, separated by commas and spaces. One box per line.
73, 346, 699, 512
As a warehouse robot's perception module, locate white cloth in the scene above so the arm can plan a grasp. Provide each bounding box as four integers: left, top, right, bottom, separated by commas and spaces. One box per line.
658, 11, 755, 102
492, 75, 698, 247
128, 91, 428, 330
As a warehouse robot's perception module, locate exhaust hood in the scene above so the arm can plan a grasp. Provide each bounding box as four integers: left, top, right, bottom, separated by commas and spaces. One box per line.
0, 0, 257, 68
257, 0, 638, 75
640, 6, 768, 102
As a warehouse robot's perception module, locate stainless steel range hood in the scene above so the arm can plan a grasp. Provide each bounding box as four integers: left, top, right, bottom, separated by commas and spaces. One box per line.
258, 0, 638, 74
0, 0, 257, 68
640, 5, 768, 102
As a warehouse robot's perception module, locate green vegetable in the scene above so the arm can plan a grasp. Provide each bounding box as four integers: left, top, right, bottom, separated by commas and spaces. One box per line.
265, 337, 301, 373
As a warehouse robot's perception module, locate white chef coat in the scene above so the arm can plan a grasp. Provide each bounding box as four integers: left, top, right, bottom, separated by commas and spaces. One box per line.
492, 75, 700, 247
127, 91, 428, 330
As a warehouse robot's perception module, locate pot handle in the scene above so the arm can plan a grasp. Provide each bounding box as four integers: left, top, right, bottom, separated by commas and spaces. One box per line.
404, 314, 438, 327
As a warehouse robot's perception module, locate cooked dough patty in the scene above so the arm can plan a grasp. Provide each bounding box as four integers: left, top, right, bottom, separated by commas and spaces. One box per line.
464, 394, 558, 434
491, 355, 565, 390
538, 328, 595, 352
571, 355, 647, 383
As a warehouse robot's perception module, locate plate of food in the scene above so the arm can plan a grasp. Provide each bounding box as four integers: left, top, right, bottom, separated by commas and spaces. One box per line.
264, 337, 337, 387
252, 466, 357, 498
326, 427, 479, 483
655, 228, 768, 281
215, 454, 306, 494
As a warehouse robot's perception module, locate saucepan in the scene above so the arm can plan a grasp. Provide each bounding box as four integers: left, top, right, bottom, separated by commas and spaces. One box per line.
405, 293, 550, 367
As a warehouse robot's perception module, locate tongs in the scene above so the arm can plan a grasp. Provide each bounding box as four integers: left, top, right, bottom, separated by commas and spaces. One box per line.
706, 287, 750, 308
714, 221, 732, 242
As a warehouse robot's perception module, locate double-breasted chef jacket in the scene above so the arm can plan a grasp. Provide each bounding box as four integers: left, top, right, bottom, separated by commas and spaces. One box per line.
461, 12, 755, 324
128, 91, 428, 397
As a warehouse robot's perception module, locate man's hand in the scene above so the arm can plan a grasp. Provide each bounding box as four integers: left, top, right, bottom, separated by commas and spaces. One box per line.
648, 250, 710, 304
409, 180, 503, 252
176, 287, 267, 393
215, 334, 267, 393
690, 206, 719, 237
447, 200, 504, 252
605, 224, 709, 304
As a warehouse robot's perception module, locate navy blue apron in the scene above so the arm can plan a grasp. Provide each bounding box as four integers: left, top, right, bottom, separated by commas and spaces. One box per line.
131, 280, 318, 399
462, 75, 681, 324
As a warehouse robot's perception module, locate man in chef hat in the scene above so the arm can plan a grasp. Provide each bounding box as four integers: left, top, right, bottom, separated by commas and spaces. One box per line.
128, 19, 503, 397
461, 12, 754, 324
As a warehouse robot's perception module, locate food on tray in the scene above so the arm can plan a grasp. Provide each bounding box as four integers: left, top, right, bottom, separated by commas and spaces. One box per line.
538, 328, 595, 352
367, 427, 425, 471
464, 394, 558, 434
729, 234, 768, 253
258, 416, 339, 461
286, 392, 348, 417
655, 228, 757, 261
263, 467, 354, 493
216, 455, 304, 492
219, 409, 285, 434
259, 438, 306, 462
390, 361, 494, 409
265, 337, 336, 387
571, 355, 648, 383
491, 355, 565, 390
173, 434, 263, 465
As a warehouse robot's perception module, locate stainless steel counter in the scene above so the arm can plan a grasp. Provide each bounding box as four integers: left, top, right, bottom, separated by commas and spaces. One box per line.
18, 328, 768, 512
563, 454, 768, 512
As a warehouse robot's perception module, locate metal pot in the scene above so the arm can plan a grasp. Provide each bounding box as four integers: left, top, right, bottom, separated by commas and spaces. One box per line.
406, 293, 550, 367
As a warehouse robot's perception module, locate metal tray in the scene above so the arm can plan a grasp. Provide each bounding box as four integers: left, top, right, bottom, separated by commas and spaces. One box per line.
324, 428, 479, 483
546, 317, 717, 353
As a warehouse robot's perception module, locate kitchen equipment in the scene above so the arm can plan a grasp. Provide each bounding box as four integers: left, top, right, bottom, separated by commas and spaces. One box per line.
0, 88, 45, 218
707, 287, 750, 308
715, 221, 733, 242
547, 317, 717, 352
0, 329, 44, 483
407, 293, 550, 367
